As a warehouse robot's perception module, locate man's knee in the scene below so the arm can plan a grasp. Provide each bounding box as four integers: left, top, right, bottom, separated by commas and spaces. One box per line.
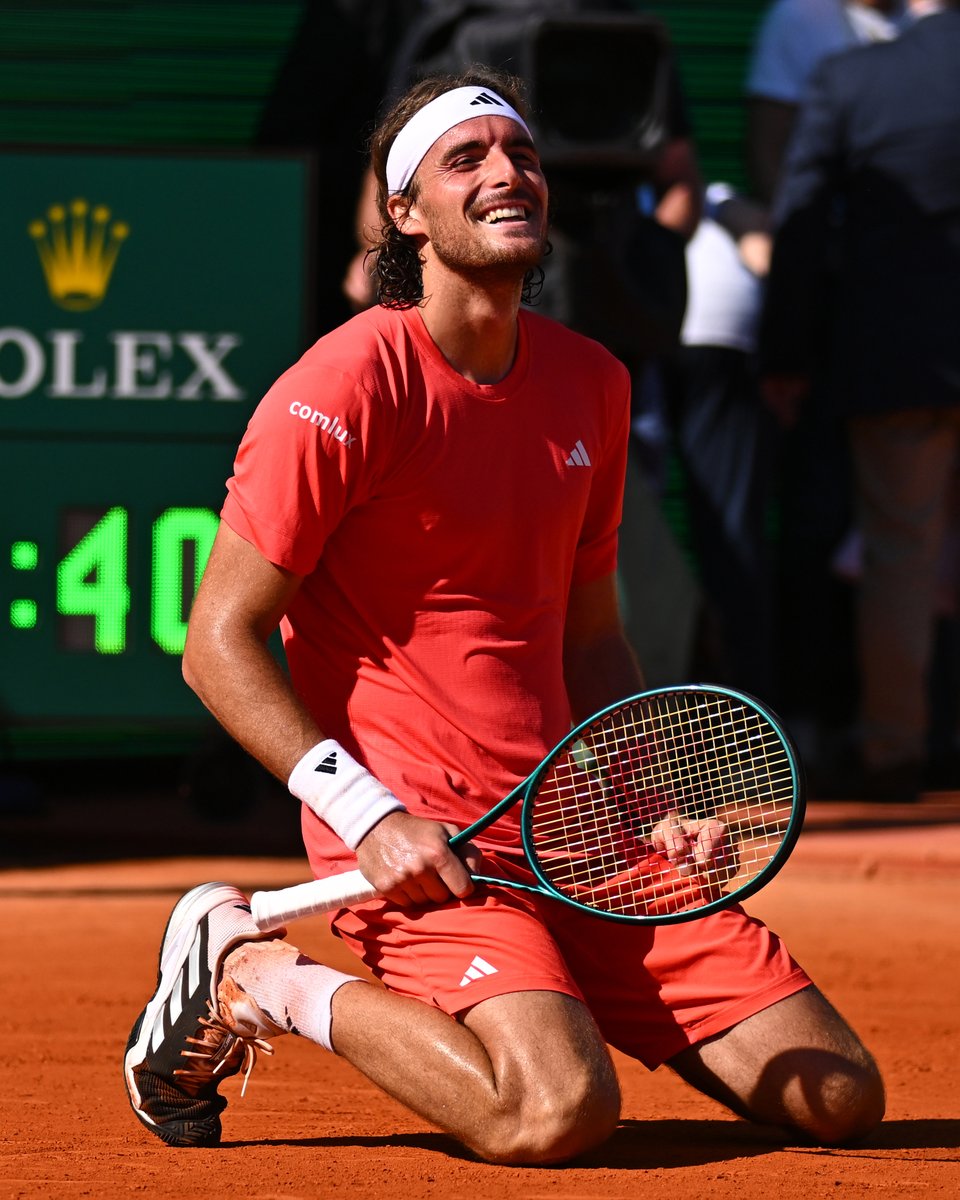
463, 990, 621, 1164
478, 1067, 621, 1165
793, 1050, 886, 1146
669, 985, 886, 1146
767, 993, 887, 1145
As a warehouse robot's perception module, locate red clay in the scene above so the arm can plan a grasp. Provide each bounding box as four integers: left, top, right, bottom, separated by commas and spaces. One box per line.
2, 806, 959, 1198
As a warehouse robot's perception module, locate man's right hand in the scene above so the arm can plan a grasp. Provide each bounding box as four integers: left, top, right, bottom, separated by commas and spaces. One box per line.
354, 810, 483, 907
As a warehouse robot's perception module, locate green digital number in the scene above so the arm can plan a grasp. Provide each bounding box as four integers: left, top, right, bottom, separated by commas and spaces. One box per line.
56, 507, 130, 653
150, 506, 219, 654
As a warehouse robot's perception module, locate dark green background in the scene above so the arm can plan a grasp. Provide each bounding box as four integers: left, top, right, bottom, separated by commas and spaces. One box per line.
0, 0, 768, 752
0, 2, 768, 185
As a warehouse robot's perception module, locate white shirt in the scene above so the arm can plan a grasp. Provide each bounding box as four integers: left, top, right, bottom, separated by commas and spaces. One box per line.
680, 218, 764, 353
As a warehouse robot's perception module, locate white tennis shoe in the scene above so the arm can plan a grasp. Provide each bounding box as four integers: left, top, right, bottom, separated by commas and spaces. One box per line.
123, 882, 283, 1147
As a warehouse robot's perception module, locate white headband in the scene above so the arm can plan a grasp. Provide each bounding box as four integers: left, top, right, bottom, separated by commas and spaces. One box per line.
385, 86, 532, 195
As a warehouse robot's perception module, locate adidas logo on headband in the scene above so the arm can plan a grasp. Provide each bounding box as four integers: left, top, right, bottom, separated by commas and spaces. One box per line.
386, 86, 533, 194
469, 92, 504, 107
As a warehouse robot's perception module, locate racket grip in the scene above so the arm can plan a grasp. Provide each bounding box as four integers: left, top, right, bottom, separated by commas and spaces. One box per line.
250, 869, 380, 931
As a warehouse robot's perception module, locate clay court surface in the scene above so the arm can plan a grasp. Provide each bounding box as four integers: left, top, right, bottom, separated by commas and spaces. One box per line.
2, 787, 959, 1198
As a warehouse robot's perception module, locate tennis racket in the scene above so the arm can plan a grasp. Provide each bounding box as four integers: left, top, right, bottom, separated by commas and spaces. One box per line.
250, 684, 804, 931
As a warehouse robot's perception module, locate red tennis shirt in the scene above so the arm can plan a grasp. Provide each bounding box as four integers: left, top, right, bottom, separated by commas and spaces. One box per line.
222, 303, 631, 874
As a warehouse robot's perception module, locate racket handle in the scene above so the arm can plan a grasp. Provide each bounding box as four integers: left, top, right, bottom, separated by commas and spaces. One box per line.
250, 869, 380, 931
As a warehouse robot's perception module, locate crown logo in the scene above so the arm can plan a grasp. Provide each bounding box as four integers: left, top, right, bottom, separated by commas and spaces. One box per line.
28, 198, 130, 311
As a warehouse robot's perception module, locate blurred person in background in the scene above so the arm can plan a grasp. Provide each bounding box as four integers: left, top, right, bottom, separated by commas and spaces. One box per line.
760, 0, 960, 801
747, 0, 909, 772
659, 184, 779, 701
746, 0, 909, 206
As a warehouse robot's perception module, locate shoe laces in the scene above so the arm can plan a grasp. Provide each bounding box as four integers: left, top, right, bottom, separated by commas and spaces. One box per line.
173, 1001, 275, 1098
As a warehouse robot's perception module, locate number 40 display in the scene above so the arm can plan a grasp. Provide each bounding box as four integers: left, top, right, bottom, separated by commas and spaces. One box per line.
9, 506, 219, 656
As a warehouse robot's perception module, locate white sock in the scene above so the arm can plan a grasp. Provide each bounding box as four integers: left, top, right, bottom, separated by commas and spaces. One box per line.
220, 939, 360, 1053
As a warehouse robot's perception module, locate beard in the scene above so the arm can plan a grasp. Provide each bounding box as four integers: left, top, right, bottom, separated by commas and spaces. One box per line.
423, 200, 548, 284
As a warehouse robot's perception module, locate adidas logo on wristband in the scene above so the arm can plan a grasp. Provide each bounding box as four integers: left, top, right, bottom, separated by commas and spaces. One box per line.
315, 751, 338, 775
290, 739, 406, 850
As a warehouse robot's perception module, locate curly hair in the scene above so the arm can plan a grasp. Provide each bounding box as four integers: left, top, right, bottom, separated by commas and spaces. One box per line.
368, 66, 547, 309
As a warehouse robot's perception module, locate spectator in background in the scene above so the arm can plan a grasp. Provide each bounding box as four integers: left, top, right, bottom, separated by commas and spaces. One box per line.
660, 184, 779, 701
746, 0, 908, 206
747, 0, 908, 771
648, 3, 910, 711
761, 0, 960, 801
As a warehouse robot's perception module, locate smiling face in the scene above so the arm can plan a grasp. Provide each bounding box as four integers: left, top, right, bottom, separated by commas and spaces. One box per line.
388, 114, 549, 288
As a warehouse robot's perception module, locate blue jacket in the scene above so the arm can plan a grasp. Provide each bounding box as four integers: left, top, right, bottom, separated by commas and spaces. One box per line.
760, 9, 960, 415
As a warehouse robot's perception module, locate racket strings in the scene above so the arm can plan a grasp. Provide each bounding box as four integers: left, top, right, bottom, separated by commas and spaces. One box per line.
528, 692, 796, 917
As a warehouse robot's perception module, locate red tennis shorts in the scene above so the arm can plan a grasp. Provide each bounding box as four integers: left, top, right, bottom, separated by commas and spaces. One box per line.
332, 850, 810, 1068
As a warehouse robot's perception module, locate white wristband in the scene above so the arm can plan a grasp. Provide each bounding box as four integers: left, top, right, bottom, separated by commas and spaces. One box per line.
288, 739, 406, 850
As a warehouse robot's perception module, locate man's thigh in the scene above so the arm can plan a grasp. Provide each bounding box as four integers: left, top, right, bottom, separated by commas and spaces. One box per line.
332, 867, 586, 1015
464, 987, 620, 1106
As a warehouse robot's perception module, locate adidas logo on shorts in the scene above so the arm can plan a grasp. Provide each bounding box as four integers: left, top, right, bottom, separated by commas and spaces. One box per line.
459, 955, 498, 988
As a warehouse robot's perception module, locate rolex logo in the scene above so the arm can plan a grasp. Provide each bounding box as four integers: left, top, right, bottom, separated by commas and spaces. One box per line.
28, 198, 130, 312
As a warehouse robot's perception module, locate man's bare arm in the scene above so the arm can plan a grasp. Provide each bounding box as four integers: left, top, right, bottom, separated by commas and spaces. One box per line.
183, 522, 477, 901
182, 522, 319, 781
563, 572, 644, 723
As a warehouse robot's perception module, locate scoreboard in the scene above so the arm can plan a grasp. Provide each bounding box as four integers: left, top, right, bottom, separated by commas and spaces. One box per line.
0, 148, 312, 754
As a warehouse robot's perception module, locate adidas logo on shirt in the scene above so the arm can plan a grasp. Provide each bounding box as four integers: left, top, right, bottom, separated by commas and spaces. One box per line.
565, 439, 591, 467
459, 955, 499, 988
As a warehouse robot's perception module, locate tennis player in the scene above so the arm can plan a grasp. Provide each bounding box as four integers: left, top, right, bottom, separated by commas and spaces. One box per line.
124, 68, 884, 1162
